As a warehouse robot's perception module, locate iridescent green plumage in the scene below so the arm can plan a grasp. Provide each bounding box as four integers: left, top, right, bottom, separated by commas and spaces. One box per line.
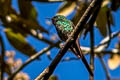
52, 15, 93, 76
52, 15, 74, 41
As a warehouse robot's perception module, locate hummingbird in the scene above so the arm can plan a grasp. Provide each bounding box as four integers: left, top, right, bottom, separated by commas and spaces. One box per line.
51, 15, 93, 76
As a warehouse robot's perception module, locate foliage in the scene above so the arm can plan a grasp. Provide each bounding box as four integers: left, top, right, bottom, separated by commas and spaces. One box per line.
0, 0, 120, 80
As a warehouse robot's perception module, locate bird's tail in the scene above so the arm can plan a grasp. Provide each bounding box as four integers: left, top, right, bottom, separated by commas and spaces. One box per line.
70, 38, 93, 76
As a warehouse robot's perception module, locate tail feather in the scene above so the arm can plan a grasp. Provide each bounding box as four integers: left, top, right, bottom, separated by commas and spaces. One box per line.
70, 38, 93, 76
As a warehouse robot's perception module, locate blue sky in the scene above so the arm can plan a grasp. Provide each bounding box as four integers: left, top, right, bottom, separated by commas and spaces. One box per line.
2, 0, 120, 80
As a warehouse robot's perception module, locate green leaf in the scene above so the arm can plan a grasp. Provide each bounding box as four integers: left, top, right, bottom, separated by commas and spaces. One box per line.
72, 2, 88, 25
57, 1, 76, 16
48, 75, 58, 80
96, 7, 108, 37
96, 1, 114, 37
18, 0, 48, 33
18, 0, 37, 20
5, 28, 37, 57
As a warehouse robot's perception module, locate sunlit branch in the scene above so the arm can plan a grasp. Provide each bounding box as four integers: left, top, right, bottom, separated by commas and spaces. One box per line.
96, 31, 120, 49
81, 46, 120, 55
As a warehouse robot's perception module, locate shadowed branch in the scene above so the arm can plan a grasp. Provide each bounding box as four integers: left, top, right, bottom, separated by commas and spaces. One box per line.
0, 32, 5, 80
98, 55, 111, 80
8, 41, 60, 80
35, 0, 103, 80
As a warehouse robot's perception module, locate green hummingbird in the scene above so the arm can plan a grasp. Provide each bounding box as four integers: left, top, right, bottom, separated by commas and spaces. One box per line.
51, 15, 93, 76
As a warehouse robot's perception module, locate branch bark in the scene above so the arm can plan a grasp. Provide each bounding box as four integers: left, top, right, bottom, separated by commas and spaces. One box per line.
8, 41, 60, 80
88, 2, 102, 80
99, 55, 111, 80
0, 32, 5, 80
90, 25, 94, 80
35, 0, 103, 80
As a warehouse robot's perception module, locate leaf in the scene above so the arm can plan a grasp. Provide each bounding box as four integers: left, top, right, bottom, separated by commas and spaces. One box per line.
108, 54, 120, 70
96, 7, 108, 37
96, 0, 113, 37
5, 28, 37, 57
6, 14, 48, 34
3, 17, 28, 37
18, 0, 48, 33
57, 1, 76, 16
48, 75, 58, 80
111, 0, 120, 11
72, 2, 88, 25
0, 0, 11, 14
18, 0, 37, 21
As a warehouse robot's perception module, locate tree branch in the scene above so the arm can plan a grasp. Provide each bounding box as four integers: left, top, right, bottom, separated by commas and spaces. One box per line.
96, 31, 120, 51
35, 0, 103, 80
90, 25, 94, 80
0, 32, 5, 80
8, 41, 60, 80
81, 46, 120, 55
98, 55, 111, 80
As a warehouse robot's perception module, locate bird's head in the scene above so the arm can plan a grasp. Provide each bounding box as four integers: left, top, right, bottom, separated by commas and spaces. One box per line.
51, 15, 66, 24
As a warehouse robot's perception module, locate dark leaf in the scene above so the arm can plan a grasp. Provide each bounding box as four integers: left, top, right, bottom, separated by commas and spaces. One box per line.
96, 1, 114, 37
5, 28, 37, 57
111, 0, 120, 11
72, 2, 88, 25
48, 75, 58, 80
18, 0, 37, 20
96, 7, 108, 37
18, 0, 48, 33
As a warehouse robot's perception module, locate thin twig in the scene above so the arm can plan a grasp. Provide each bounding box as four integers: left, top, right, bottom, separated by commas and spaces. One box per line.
88, 2, 102, 80
35, 0, 103, 80
0, 32, 5, 80
1, 10, 60, 48
83, 1, 101, 38
81, 46, 120, 55
96, 31, 120, 48
95, 31, 120, 51
98, 55, 111, 80
90, 26, 94, 80
106, 10, 112, 48
49, 48, 120, 62
17, 25, 61, 48
8, 41, 60, 80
